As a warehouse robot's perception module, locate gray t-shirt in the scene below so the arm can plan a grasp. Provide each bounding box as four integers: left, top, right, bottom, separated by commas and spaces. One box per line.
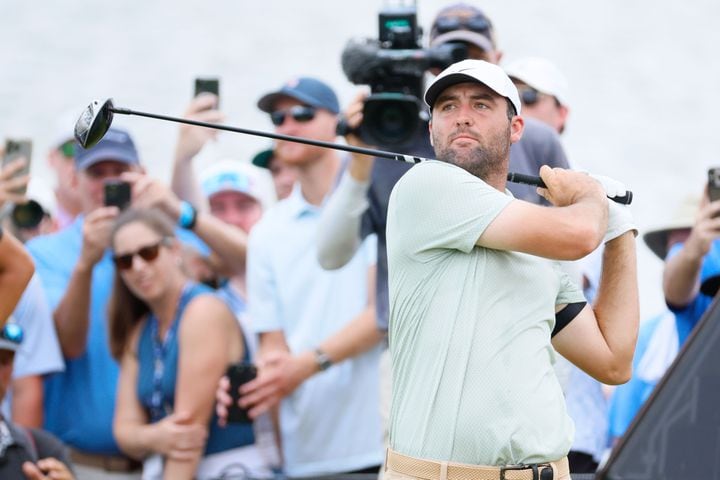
386, 160, 584, 465
362, 118, 569, 330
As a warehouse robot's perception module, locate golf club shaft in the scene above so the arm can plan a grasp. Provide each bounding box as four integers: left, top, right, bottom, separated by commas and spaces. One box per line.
111, 107, 632, 205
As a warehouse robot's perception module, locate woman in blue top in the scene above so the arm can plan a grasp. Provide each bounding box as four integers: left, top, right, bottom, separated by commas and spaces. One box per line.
108, 208, 272, 480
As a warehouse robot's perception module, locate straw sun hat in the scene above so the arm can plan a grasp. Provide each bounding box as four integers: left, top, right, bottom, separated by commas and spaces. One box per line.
642, 195, 700, 260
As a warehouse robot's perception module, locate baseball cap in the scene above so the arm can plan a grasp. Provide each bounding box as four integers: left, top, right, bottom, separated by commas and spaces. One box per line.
200, 160, 276, 211
424, 59, 522, 115
505, 57, 570, 107
251, 149, 274, 170
643, 195, 699, 260
74, 128, 140, 171
429, 3, 495, 52
257, 77, 339, 114
0, 323, 23, 352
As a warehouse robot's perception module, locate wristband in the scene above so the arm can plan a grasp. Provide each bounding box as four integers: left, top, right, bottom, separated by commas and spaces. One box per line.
177, 201, 197, 230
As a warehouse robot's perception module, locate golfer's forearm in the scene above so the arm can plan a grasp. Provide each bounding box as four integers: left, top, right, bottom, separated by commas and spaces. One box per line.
593, 232, 639, 380
53, 262, 93, 358
318, 307, 382, 364
663, 246, 703, 307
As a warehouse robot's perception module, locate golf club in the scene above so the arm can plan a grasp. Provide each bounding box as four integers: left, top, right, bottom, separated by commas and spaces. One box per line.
74, 98, 633, 205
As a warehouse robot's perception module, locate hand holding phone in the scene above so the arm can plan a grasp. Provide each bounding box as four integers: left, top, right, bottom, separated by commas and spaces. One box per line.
225, 362, 257, 423
194, 77, 220, 109
708, 168, 720, 203
2, 139, 32, 196
104, 180, 131, 210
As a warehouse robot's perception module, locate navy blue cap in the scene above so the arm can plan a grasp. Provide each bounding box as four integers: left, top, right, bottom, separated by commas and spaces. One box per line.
74, 128, 140, 171
257, 77, 339, 114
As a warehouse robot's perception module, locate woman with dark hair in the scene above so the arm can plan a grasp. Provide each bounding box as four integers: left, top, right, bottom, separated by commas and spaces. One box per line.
108, 208, 272, 480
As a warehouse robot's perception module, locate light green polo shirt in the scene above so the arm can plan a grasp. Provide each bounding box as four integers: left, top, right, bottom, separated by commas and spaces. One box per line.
386, 160, 585, 465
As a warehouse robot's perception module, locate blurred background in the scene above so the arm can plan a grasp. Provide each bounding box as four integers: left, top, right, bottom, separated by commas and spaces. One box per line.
1, 0, 718, 319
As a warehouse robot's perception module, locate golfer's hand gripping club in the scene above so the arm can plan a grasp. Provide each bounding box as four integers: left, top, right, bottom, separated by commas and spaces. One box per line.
506, 172, 633, 205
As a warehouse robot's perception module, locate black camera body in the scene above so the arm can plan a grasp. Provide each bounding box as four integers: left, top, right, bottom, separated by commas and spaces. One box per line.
340, 6, 466, 148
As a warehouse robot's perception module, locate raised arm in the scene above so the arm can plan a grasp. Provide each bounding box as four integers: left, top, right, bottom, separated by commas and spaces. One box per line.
53, 207, 118, 358
318, 92, 374, 270
171, 94, 225, 210
663, 196, 720, 307
125, 172, 248, 277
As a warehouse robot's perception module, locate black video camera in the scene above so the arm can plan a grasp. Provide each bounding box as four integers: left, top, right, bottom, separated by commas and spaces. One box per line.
339, 6, 466, 148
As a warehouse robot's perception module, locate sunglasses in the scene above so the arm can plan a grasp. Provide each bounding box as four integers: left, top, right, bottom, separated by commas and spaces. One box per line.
113, 239, 170, 271
434, 14, 491, 36
518, 88, 541, 106
59, 140, 75, 158
518, 88, 561, 108
270, 106, 316, 126
1, 323, 23, 345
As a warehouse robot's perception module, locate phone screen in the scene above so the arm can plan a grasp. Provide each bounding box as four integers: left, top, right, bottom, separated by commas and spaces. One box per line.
708, 168, 720, 203
104, 180, 131, 210
226, 362, 257, 423
2, 139, 32, 195
194, 77, 220, 108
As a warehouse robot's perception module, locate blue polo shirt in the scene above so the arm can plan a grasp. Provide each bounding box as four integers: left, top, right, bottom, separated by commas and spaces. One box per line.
248, 185, 382, 477
27, 215, 207, 454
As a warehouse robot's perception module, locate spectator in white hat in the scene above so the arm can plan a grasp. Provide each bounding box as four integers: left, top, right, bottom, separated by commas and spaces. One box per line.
505, 57, 570, 134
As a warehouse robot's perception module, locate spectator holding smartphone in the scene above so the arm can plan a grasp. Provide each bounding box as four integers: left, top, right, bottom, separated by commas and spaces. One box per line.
26, 127, 252, 479
663, 176, 720, 345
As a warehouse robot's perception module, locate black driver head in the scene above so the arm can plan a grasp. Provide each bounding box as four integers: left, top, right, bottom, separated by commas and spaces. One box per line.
74, 98, 115, 148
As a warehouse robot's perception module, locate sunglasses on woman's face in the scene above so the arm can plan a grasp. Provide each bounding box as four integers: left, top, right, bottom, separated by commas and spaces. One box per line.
113, 239, 169, 271
270, 105, 317, 126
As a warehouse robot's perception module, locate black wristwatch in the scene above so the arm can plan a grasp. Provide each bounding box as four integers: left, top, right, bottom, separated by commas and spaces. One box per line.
314, 348, 333, 371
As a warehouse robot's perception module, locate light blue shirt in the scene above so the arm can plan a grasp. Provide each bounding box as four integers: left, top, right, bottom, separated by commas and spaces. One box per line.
248, 185, 382, 477
27, 217, 121, 454
2, 274, 65, 419
26, 215, 208, 454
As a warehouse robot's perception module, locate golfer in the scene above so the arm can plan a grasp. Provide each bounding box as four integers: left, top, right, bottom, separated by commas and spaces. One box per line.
383, 60, 638, 480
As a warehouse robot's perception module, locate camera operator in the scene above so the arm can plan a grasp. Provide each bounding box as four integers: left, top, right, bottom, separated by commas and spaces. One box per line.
318, 2, 572, 441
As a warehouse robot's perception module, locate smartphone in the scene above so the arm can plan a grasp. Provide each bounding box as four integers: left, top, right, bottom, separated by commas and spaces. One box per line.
708, 168, 720, 203
2, 139, 32, 195
104, 180, 131, 210
194, 77, 220, 108
226, 362, 257, 424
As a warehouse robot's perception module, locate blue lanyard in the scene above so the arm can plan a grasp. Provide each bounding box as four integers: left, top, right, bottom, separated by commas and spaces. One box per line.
148, 283, 193, 422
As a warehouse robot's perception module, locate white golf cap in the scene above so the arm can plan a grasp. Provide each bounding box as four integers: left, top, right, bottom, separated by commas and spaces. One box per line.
504, 57, 570, 107
424, 59, 522, 115
200, 159, 276, 211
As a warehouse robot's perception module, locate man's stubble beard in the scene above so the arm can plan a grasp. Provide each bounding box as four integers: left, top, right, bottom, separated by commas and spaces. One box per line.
432, 124, 512, 182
